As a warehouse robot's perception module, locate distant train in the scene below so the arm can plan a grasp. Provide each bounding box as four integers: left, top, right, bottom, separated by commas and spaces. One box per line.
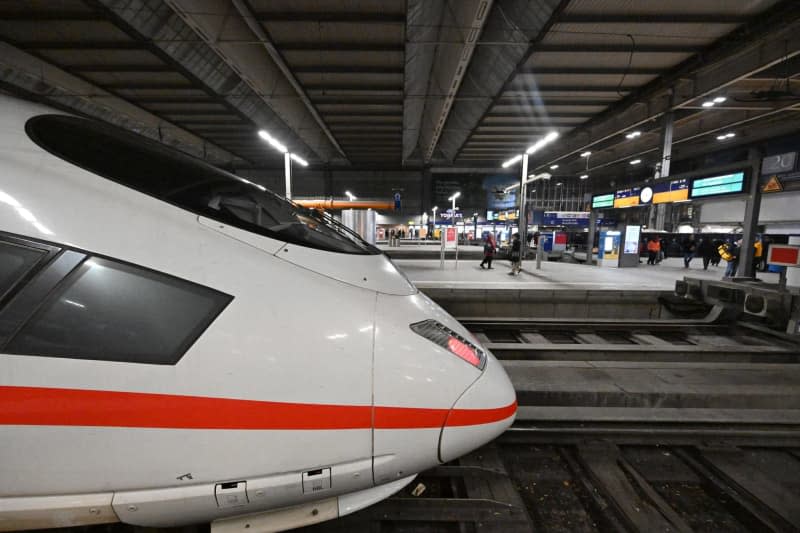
0, 94, 516, 531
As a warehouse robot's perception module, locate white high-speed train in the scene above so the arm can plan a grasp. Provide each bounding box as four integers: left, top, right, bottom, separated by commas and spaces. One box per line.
0, 94, 516, 532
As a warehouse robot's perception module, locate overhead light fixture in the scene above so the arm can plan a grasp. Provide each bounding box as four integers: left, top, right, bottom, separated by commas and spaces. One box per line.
345, 190, 356, 201
580, 151, 592, 158
716, 132, 736, 141
579, 174, 589, 180
713, 96, 727, 103
258, 130, 288, 153
502, 154, 523, 168
448, 191, 461, 201
550, 164, 559, 170
289, 153, 308, 166
629, 159, 642, 165
702, 101, 715, 107
625, 131, 642, 139
526, 131, 559, 155
556, 182, 563, 186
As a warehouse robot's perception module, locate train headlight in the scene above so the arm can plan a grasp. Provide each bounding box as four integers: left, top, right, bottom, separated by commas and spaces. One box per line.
410, 319, 486, 370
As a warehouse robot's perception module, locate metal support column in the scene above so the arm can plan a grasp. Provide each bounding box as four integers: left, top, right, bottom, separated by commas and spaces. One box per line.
739, 147, 764, 278
652, 90, 675, 231
421, 169, 432, 215
518, 154, 530, 266
586, 210, 598, 266
284, 152, 292, 200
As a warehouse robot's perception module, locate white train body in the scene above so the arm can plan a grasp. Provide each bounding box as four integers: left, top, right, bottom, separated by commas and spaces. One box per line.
0, 94, 516, 531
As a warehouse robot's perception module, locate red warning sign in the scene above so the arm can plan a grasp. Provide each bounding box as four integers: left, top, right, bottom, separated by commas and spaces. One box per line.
762, 175, 783, 193
767, 244, 800, 266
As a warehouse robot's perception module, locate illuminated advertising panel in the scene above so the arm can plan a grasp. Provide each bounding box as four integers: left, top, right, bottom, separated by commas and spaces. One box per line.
592, 193, 614, 208
653, 178, 689, 204
690, 171, 745, 198
614, 187, 641, 208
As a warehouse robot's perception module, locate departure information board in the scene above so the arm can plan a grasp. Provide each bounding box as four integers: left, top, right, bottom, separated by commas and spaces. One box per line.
690, 171, 745, 198
653, 178, 689, 204
592, 193, 614, 208
614, 187, 641, 208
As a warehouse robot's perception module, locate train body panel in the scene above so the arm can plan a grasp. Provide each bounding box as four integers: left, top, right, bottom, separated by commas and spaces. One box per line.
0, 94, 517, 530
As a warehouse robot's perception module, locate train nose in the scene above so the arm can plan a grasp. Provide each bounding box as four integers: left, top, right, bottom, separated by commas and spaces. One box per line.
439, 352, 517, 463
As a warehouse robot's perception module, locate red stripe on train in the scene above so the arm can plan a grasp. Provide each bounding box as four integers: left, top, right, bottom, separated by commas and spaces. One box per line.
0, 386, 516, 430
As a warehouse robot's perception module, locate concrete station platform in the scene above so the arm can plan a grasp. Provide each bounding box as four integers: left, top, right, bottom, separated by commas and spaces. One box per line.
396, 256, 780, 291
507, 360, 800, 424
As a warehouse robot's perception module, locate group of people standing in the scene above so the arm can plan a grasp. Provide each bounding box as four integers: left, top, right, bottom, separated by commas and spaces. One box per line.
643, 234, 766, 278
479, 233, 523, 275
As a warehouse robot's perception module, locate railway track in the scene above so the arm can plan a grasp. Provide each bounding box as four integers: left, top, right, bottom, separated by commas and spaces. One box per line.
301, 423, 800, 533
462, 318, 800, 362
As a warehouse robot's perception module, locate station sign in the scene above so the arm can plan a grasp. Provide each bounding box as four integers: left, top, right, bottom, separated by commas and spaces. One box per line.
614, 187, 641, 208
543, 211, 588, 226
652, 178, 689, 203
591, 193, 614, 209
486, 209, 518, 221
690, 171, 745, 198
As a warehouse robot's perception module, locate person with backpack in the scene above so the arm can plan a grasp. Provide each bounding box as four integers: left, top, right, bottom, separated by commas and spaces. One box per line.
720, 239, 741, 278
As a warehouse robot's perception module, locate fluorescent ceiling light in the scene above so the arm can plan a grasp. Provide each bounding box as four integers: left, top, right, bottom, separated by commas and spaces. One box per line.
448, 192, 461, 200
526, 131, 559, 154
702, 101, 715, 108
289, 153, 308, 166
713, 96, 727, 103
550, 164, 559, 170
625, 131, 641, 139
556, 182, 563, 186
580, 151, 591, 157
716, 132, 736, 141
345, 190, 356, 200
258, 130, 287, 153
629, 159, 641, 165
580, 174, 589, 180
502, 154, 522, 168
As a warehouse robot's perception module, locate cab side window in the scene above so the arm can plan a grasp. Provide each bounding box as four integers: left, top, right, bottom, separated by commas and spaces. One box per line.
0, 236, 232, 365
0, 241, 47, 301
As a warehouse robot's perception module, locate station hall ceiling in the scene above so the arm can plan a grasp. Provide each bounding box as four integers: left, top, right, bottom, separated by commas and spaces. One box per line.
1, 0, 799, 188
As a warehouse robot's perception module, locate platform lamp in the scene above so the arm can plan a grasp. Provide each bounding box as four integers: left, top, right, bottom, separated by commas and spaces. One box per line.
448, 192, 461, 227
258, 129, 308, 200
345, 190, 356, 201
431, 206, 438, 227
501, 131, 559, 269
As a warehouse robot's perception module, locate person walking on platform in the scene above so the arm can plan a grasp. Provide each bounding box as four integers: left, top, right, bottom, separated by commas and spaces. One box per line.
646, 238, 660, 265
479, 234, 496, 269
682, 237, 696, 268
508, 233, 522, 275
698, 237, 715, 270
711, 239, 723, 266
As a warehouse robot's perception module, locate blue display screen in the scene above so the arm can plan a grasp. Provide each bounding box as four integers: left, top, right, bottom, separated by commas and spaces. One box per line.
690, 172, 745, 198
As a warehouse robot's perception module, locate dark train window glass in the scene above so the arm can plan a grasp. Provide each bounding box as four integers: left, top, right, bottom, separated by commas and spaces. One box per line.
0, 241, 46, 300
7, 257, 231, 364
25, 115, 377, 255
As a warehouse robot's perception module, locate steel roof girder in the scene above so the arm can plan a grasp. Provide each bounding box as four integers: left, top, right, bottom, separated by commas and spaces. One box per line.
531, 16, 800, 172
0, 41, 240, 165
158, 0, 345, 163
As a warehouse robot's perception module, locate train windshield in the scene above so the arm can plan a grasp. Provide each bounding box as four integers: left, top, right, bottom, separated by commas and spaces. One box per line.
25, 114, 378, 254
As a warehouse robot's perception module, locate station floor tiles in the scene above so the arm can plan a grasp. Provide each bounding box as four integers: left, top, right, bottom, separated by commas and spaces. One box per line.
394, 257, 780, 291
